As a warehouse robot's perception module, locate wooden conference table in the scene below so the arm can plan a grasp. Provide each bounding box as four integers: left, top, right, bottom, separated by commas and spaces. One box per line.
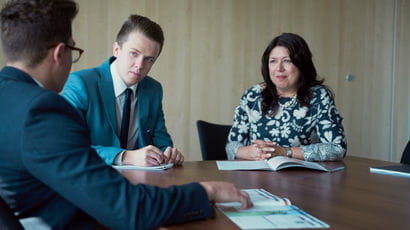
120, 156, 410, 229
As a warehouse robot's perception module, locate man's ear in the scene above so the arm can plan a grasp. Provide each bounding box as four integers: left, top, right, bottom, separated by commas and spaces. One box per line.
113, 42, 120, 57
51, 43, 66, 65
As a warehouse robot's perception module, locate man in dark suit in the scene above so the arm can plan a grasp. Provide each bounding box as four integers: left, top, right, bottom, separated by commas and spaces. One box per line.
0, 0, 251, 229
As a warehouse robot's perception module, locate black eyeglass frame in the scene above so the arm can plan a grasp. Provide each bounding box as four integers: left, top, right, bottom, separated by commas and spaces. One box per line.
65, 44, 84, 63
48, 42, 84, 63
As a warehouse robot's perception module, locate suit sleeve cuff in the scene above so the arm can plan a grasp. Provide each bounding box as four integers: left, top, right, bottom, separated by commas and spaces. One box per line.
113, 150, 126, 165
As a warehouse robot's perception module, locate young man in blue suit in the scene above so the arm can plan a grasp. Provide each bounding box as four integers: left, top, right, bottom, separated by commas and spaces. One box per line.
62, 15, 183, 167
0, 0, 251, 229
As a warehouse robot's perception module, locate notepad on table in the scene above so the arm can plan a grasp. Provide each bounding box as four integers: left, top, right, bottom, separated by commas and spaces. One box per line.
217, 156, 344, 172
217, 189, 329, 229
113, 163, 173, 171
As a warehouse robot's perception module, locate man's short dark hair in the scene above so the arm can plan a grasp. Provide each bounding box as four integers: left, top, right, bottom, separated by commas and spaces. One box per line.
0, 0, 78, 67
116, 14, 164, 55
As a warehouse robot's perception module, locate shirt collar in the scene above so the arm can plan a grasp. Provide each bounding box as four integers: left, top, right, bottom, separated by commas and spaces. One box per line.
110, 59, 138, 97
32, 78, 45, 88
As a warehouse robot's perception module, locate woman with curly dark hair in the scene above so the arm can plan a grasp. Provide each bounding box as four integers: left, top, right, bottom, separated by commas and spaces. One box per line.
226, 33, 346, 162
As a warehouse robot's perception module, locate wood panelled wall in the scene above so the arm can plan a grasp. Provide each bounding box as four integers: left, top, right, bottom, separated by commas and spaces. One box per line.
395, 0, 410, 161
0, 0, 408, 162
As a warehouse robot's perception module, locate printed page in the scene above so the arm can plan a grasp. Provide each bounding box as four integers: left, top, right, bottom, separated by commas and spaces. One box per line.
216, 161, 270, 171
267, 156, 330, 172
113, 163, 173, 171
218, 189, 291, 208
218, 189, 329, 229
267, 156, 304, 170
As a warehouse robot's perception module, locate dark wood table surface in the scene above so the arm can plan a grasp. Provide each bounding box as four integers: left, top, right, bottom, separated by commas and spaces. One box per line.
120, 156, 410, 229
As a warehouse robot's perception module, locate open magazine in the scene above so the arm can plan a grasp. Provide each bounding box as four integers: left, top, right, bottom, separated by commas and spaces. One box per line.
217, 156, 344, 172
217, 189, 329, 229
113, 163, 173, 171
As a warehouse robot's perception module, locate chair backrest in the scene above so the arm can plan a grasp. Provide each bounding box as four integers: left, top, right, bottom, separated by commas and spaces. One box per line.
196, 120, 231, 160
0, 196, 24, 230
400, 140, 410, 164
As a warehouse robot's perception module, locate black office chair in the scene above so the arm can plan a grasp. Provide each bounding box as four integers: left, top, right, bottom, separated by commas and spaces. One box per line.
0, 196, 24, 230
196, 120, 231, 160
400, 140, 410, 164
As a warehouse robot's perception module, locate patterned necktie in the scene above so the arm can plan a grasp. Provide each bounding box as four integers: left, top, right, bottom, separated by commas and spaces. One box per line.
120, 88, 132, 149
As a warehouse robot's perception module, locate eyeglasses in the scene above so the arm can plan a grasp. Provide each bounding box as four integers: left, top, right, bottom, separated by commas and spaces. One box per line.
65, 44, 84, 63
48, 43, 84, 63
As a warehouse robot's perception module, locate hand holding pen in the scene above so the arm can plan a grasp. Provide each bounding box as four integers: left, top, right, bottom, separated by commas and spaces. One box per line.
148, 129, 184, 165
122, 145, 164, 166
121, 130, 185, 166
163, 147, 184, 165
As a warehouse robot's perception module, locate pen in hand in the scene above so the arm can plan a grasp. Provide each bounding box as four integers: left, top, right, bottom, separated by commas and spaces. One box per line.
147, 129, 154, 145
147, 129, 165, 164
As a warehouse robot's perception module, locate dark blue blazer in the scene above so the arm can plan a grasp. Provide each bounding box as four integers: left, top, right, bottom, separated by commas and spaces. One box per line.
0, 66, 211, 229
62, 57, 173, 165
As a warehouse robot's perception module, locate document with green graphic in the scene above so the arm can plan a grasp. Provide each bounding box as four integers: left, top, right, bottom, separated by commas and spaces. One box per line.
217, 189, 329, 229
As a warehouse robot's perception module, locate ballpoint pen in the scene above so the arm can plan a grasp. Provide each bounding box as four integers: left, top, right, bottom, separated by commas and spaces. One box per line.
147, 129, 154, 145
147, 129, 168, 164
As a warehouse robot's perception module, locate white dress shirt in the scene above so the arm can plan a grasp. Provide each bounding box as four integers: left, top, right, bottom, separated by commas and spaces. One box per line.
110, 60, 139, 164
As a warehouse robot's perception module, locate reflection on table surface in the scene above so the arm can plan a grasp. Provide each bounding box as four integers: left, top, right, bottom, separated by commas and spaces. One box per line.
118, 156, 410, 230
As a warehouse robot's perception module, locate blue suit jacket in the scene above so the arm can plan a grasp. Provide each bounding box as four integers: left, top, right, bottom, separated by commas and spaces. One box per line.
62, 57, 173, 165
0, 66, 211, 229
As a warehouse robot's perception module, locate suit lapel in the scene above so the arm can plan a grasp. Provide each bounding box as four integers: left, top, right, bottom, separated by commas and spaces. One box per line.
97, 65, 118, 136
136, 81, 149, 146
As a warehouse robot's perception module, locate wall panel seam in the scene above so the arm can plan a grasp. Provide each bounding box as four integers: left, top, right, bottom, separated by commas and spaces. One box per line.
389, 0, 398, 161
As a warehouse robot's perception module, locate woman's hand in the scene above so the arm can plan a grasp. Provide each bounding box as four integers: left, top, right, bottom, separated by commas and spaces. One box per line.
252, 140, 288, 157
236, 140, 287, 160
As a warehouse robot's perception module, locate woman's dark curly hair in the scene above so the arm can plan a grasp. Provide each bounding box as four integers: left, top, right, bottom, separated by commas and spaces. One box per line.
261, 33, 329, 115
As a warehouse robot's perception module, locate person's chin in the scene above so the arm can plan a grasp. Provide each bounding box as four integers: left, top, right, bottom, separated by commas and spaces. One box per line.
127, 74, 144, 85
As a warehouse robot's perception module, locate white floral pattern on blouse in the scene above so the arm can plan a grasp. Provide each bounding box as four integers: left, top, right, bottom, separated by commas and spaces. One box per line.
226, 84, 347, 161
